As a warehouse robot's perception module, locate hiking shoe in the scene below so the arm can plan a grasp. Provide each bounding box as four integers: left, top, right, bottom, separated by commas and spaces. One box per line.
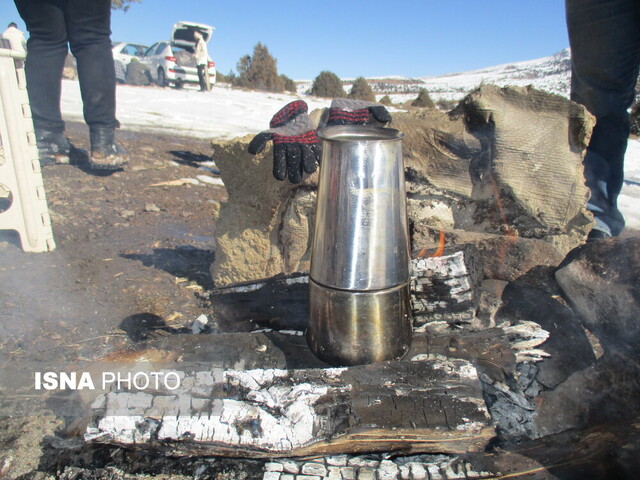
90, 126, 128, 170
35, 130, 71, 165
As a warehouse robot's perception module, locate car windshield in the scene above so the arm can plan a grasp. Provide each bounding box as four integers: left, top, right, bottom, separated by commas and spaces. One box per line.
153, 43, 167, 55
122, 44, 145, 56
144, 43, 166, 56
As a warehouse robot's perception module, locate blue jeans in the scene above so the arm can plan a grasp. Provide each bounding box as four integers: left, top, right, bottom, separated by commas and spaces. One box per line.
13, 0, 118, 133
566, 0, 640, 236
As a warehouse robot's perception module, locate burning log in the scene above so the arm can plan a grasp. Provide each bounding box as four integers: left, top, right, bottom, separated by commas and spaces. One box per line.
410, 244, 482, 327
84, 356, 493, 458
79, 260, 560, 459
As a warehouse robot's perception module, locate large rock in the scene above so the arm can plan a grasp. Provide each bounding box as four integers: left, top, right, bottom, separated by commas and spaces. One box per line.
405, 85, 594, 261
533, 351, 640, 437
497, 266, 596, 390
410, 226, 566, 282
210, 85, 594, 287
555, 237, 640, 355
210, 139, 319, 287
517, 238, 640, 438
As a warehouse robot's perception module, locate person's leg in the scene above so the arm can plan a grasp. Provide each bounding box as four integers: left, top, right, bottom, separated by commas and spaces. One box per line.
204, 65, 211, 92
64, 0, 127, 169
63, 0, 117, 129
566, 0, 640, 237
14, 0, 71, 164
197, 64, 206, 91
14, 0, 67, 134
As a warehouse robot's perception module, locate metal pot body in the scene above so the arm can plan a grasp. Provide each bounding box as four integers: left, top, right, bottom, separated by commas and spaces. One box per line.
308, 125, 412, 366
310, 125, 410, 291
307, 279, 412, 366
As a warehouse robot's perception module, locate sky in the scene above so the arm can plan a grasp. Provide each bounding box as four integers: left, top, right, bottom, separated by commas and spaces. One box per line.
1, 1, 570, 80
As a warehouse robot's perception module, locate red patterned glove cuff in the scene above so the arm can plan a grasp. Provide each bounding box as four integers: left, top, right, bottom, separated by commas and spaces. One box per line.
326, 107, 370, 125
273, 130, 319, 145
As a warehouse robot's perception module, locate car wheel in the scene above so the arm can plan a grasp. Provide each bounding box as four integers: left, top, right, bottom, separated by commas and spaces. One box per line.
174, 79, 184, 89
157, 68, 167, 87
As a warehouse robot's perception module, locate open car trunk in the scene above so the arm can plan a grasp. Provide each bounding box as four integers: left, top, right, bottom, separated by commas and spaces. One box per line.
171, 21, 215, 53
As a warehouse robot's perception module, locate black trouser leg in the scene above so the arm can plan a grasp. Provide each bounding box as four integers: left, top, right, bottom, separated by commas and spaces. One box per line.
14, 0, 68, 133
197, 64, 207, 92
64, 0, 118, 130
566, 0, 640, 235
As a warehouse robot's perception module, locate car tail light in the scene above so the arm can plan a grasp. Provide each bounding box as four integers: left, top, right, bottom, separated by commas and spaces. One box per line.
208, 61, 215, 68
165, 56, 176, 62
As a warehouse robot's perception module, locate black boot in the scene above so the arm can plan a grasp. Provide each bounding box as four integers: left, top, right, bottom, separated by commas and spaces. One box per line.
35, 129, 71, 166
90, 126, 128, 170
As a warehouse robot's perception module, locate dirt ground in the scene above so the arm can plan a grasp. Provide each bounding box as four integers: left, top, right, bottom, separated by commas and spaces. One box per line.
1, 122, 225, 361
0, 122, 247, 478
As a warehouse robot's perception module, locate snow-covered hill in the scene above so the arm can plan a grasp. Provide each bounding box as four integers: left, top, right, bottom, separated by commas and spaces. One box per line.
297, 48, 572, 105
412, 48, 571, 102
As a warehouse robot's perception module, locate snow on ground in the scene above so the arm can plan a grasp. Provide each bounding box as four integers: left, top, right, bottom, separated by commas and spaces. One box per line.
620, 139, 640, 231
59, 78, 639, 231
61, 80, 332, 140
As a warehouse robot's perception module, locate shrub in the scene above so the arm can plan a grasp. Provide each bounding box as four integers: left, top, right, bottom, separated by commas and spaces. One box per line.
280, 74, 297, 93
310, 71, 346, 98
412, 88, 435, 108
348, 77, 375, 102
236, 42, 284, 92
379, 95, 392, 106
216, 71, 236, 84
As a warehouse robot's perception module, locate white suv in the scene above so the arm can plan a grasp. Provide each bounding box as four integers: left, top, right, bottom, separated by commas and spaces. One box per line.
140, 21, 216, 88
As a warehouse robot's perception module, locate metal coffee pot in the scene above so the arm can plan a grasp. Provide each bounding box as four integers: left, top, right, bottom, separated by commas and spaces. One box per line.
307, 125, 412, 366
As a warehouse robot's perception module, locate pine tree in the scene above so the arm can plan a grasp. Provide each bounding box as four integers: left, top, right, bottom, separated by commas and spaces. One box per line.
348, 77, 375, 102
236, 43, 284, 92
310, 71, 346, 98
280, 74, 297, 93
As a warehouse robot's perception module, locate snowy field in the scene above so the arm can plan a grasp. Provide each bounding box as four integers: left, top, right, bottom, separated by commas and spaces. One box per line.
61, 80, 332, 140
60, 79, 639, 231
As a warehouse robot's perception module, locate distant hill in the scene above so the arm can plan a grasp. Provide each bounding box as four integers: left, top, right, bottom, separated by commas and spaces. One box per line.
297, 49, 572, 106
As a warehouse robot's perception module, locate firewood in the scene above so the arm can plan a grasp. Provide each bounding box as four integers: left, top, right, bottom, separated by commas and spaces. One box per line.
410, 244, 482, 327
84, 354, 493, 458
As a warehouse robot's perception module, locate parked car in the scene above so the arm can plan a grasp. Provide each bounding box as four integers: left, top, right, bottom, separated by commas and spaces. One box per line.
112, 42, 148, 83
140, 21, 216, 89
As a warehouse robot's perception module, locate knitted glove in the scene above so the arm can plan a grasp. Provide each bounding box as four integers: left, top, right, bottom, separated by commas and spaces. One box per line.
248, 100, 321, 184
325, 98, 392, 126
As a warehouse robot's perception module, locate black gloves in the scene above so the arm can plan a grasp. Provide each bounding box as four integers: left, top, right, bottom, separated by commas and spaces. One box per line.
249, 99, 392, 184
248, 100, 321, 184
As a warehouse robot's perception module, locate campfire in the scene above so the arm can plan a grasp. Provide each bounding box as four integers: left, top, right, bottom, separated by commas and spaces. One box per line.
3, 79, 638, 478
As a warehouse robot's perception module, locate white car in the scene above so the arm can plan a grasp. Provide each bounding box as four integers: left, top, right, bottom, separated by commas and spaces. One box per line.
140, 21, 216, 88
112, 42, 148, 83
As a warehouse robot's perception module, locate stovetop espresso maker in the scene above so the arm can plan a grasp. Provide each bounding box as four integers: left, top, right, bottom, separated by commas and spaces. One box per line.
307, 125, 412, 366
